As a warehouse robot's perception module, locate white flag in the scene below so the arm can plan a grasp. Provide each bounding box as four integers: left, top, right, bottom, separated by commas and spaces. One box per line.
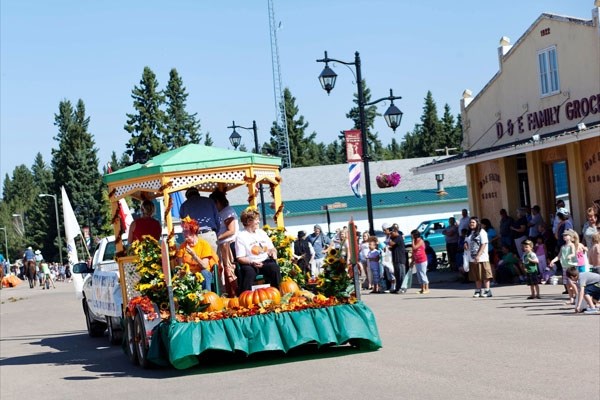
118, 198, 134, 238
61, 186, 84, 298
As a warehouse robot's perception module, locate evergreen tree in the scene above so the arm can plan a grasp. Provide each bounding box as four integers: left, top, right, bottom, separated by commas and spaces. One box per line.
28, 154, 55, 259
325, 141, 344, 164
164, 68, 201, 148
384, 138, 403, 160
51, 99, 104, 249
2, 165, 36, 240
419, 91, 442, 156
264, 88, 320, 167
204, 132, 214, 146
437, 104, 462, 154
124, 66, 167, 164
238, 143, 249, 152
345, 79, 384, 162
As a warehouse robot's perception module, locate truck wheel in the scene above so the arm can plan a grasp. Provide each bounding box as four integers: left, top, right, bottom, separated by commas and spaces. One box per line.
107, 316, 123, 345
124, 316, 138, 365
82, 299, 106, 337
134, 312, 150, 368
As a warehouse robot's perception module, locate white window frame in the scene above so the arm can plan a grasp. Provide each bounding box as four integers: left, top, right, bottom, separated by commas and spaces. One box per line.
537, 45, 560, 97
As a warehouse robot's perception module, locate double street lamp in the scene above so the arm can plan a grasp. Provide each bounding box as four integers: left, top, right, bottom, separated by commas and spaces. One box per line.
228, 120, 267, 226
39, 193, 64, 266
317, 51, 404, 235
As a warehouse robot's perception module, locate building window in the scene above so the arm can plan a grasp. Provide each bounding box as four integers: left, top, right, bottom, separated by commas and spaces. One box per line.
538, 46, 560, 96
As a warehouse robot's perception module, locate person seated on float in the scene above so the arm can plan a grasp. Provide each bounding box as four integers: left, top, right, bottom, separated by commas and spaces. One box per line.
234, 208, 282, 292
176, 216, 219, 291
128, 200, 162, 244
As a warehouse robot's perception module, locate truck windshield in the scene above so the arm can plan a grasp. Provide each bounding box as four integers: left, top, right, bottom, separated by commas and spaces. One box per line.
416, 222, 429, 234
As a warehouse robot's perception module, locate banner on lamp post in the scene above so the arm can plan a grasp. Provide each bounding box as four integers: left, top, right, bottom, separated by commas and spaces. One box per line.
344, 130, 363, 162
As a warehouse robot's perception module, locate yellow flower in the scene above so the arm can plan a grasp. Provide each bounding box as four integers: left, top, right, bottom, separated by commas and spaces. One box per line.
263, 224, 272, 230
328, 248, 339, 257
325, 256, 337, 265
195, 272, 205, 282
187, 293, 198, 301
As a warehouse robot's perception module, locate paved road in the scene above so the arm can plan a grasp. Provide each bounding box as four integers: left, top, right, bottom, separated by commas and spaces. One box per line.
1, 275, 598, 400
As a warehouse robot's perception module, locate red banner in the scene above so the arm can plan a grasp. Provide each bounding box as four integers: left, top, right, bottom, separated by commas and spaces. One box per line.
344, 130, 363, 162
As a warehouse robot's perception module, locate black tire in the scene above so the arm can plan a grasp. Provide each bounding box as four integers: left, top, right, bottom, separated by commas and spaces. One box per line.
82, 299, 107, 337
134, 312, 150, 368
124, 316, 138, 365
107, 316, 123, 345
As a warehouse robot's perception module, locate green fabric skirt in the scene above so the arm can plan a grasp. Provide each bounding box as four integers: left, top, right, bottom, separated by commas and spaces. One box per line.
147, 302, 382, 369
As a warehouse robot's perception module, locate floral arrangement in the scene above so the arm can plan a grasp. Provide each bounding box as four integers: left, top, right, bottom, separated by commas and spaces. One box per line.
263, 225, 308, 288
129, 235, 206, 315
172, 291, 357, 323
127, 295, 158, 321
316, 248, 355, 298
376, 172, 401, 188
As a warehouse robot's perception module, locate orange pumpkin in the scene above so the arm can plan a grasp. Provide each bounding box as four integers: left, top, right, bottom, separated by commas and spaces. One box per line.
227, 297, 239, 308
239, 287, 282, 308
202, 291, 224, 312
279, 278, 300, 295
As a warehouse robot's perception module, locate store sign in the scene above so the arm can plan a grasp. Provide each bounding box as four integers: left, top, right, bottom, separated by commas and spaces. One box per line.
496, 93, 599, 139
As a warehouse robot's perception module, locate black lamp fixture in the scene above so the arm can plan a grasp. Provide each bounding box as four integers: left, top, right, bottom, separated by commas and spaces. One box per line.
316, 50, 404, 235
229, 129, 242, 149
383, 90, 404, 132
318, 53, 338, 94
227, 120, 267, 226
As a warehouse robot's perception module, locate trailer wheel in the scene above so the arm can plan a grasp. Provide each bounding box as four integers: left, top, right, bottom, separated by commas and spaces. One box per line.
124, 316, 138, 365
134, 312, 150, 368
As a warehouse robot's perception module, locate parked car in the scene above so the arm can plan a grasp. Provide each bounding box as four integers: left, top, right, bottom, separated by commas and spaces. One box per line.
403, 218, 451, 253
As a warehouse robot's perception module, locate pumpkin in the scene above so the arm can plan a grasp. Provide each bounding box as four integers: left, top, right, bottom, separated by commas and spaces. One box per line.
227, 297, 240, 308
201, 291, 224, 312
239, 287, 282, 308
279, 278, 300, 295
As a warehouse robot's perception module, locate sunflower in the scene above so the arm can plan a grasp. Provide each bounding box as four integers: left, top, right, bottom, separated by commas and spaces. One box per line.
328, 248, 339, 257
325, 256, 337, 265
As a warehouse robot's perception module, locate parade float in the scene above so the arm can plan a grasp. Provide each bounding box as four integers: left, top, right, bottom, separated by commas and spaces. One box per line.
103, 144, 381, 369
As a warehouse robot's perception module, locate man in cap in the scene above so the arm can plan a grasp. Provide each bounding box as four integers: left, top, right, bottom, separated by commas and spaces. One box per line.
388, 225, 407, 293
307, 225, 330, 277
179, 187, 220, 253
552, 199, 570, 236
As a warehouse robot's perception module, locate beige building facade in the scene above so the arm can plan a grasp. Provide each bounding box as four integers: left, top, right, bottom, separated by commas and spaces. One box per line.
416, 2, 600, 231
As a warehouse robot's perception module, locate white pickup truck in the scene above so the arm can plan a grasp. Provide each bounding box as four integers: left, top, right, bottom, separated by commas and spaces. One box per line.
74, 235, 124, 344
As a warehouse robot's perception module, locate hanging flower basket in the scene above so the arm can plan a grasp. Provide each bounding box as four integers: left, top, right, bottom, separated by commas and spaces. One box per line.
376, 172, 401, 188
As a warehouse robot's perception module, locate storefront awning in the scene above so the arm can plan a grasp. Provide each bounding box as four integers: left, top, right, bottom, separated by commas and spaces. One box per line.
411, 121, 600, 175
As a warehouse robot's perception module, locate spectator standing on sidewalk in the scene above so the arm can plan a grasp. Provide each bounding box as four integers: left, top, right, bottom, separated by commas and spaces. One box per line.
389, 226, 407, 294
442, 217, 459, 271
466, 217, 493, 298
410, 230, 429, 294
458, 209, 470, 235
528, 205, 544, 239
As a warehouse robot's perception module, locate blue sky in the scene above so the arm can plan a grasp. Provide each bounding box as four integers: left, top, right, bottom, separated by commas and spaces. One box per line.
0, 1, 593, 192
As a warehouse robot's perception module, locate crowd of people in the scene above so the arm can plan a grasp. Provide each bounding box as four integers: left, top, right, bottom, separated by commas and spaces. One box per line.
2, 246, 73, 289
6, 188, 598, 315
438, 202, 600, 313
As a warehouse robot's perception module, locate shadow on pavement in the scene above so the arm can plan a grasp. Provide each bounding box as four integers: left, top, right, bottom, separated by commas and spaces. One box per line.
0, 330, 368, 378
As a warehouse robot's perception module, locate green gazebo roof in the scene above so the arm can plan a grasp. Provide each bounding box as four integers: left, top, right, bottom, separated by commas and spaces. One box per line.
104, 144, 281, 185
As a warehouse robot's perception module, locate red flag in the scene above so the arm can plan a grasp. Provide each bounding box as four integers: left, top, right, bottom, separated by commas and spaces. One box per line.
344, 130, 363, 162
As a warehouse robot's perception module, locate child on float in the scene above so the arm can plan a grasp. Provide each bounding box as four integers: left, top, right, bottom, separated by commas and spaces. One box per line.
534, 235, 551, 283
549, 229, 579, 305
521, 240, 540, 299
366, 236, 383, 294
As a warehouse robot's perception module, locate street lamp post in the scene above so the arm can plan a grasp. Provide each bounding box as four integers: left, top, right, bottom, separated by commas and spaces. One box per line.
0, 227, 9, 265
39, 193, 64, 266
228, 120, 268, 226
317, 51, 404, 235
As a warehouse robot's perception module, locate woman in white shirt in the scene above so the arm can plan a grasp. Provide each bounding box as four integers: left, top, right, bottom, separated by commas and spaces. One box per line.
234, 208, 282, 292
465, 217, 493, 298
